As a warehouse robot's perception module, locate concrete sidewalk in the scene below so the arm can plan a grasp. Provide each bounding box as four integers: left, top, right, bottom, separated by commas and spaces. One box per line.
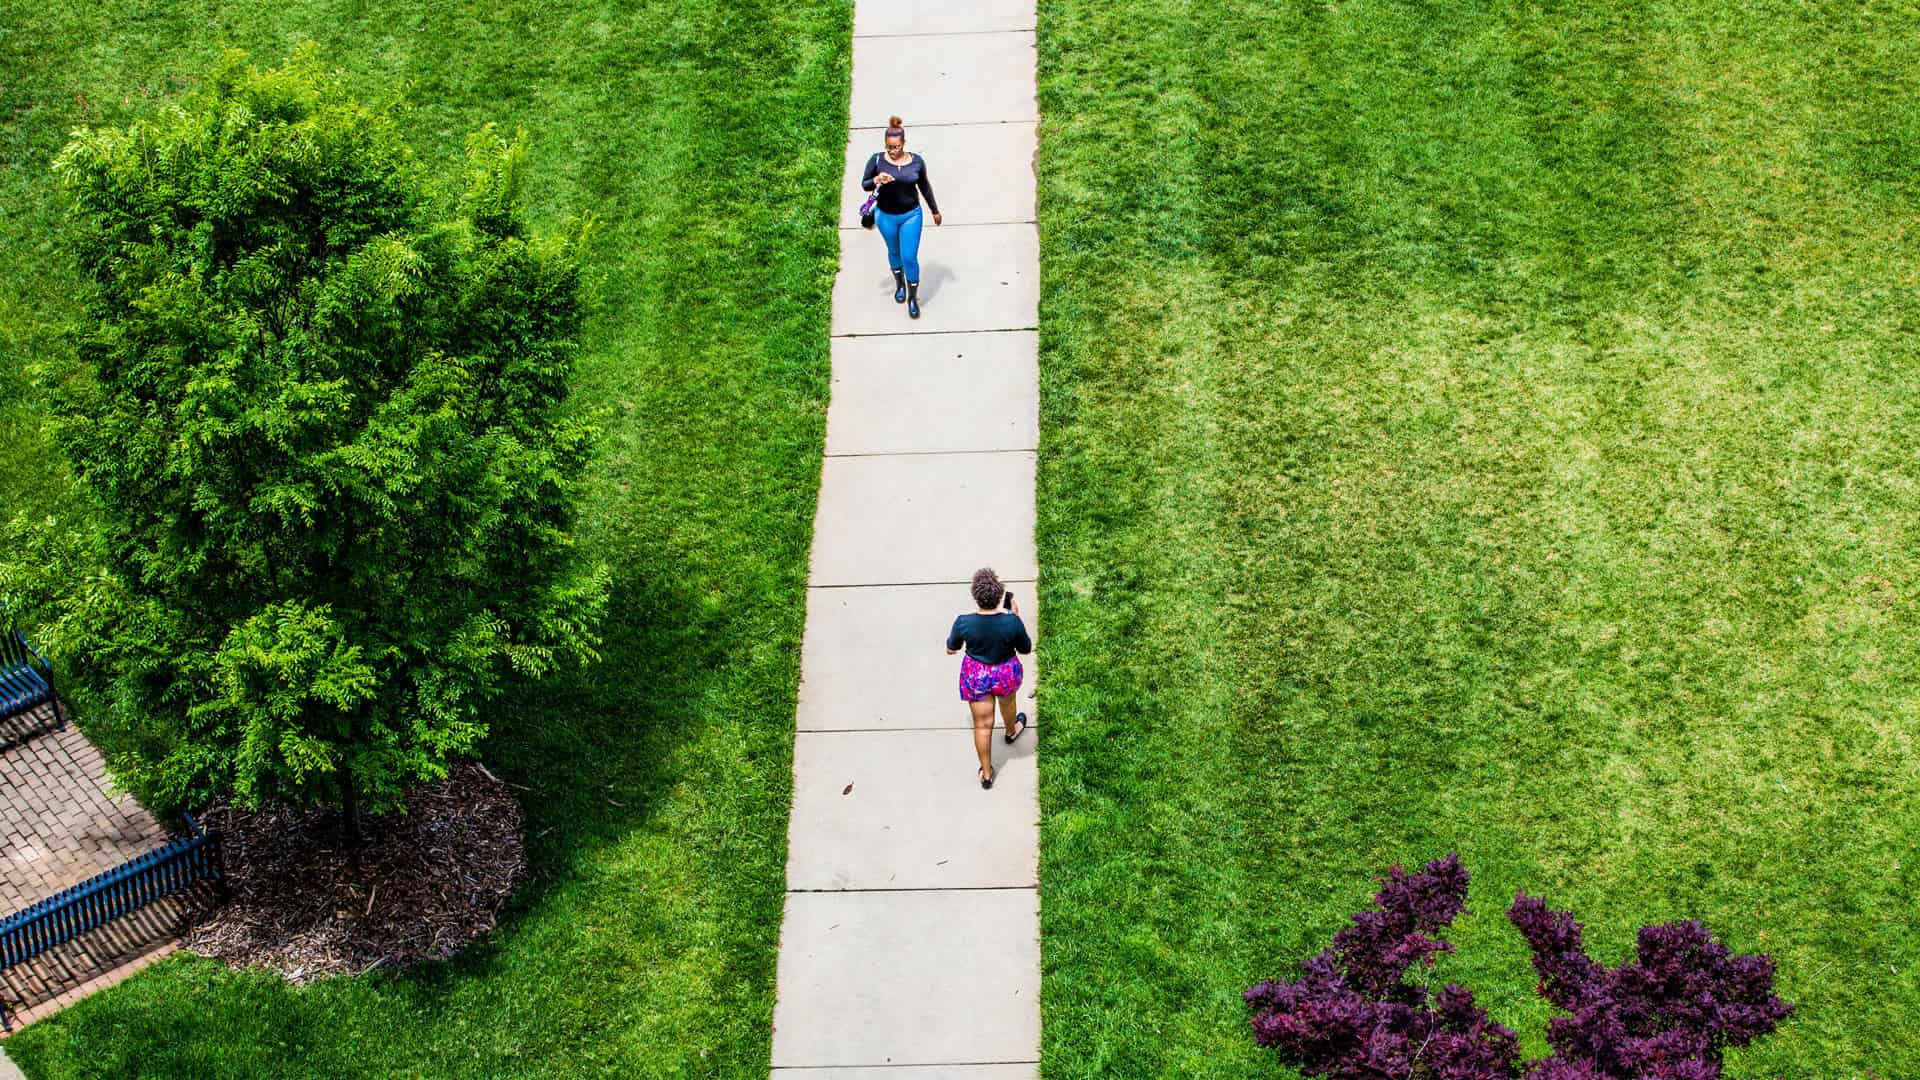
771, 1, 1041, 1074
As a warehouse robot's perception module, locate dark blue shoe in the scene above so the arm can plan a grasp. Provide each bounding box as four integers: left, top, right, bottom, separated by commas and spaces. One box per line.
907, 284, 920, 319
893, 271, 907, 303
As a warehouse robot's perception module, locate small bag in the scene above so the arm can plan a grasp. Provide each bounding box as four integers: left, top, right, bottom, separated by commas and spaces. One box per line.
859, 151, 882, 228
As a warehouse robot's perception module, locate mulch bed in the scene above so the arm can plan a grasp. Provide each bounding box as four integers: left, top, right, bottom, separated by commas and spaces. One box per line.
185, 762, 526, 982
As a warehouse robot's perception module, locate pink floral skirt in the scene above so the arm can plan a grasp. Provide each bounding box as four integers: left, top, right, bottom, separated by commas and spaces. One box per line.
959, 654, 1023, 702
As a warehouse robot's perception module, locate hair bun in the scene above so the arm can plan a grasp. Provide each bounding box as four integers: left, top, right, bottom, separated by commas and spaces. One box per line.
969, 567, 1005, 610
887, 115, 904, 128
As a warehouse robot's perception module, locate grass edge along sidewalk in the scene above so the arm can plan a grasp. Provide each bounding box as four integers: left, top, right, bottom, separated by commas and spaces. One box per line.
0, 1, 849, 1075
1032, 0, 1920, 1076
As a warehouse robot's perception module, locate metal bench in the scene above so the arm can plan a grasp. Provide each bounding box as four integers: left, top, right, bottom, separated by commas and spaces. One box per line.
0, 624, 64, 746
0, 814, 224, 1030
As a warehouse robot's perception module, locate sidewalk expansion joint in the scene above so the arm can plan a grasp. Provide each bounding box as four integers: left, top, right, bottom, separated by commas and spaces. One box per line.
832, 326, 1037, 339
806, 578, 1036, 590
851, 119, 1037, 132
824, 448, 1037, 459
773, 1061, 1041, 1072
785, 885, 1038, 894
853, 28, 1036, 40
852, 29, 1034, 41
795, 725, 1040, 734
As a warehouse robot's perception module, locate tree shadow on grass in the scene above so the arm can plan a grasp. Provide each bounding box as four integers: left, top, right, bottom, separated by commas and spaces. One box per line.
481, 572, 715, 882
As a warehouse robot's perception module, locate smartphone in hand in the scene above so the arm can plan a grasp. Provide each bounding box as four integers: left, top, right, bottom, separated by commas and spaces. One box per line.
1003, 591, 1015, 610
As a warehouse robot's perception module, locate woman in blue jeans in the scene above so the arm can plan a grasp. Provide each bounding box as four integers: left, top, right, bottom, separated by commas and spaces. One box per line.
862, 115, 942, 319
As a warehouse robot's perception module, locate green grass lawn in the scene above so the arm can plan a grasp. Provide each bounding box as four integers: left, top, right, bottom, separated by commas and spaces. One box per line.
1, 2, 847, 1076
1033, 0, 1919, 1075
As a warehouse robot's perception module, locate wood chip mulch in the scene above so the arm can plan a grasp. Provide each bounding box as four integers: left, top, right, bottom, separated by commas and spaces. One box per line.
184, 761, 527, 982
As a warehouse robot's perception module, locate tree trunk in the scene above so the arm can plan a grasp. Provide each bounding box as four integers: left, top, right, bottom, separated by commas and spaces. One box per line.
339, 768, 364, 871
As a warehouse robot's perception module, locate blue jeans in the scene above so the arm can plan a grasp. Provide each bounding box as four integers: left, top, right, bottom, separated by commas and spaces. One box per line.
875, 206, 923, 282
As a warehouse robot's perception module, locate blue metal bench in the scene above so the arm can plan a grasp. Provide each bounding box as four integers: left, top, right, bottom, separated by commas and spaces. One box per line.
0, 814, 224, 1030
0, 624, 64, 745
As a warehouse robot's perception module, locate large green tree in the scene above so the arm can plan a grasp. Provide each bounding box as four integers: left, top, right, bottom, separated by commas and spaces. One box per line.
45, 48, 608, 828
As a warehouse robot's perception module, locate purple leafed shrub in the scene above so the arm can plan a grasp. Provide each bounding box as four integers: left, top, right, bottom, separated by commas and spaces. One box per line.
1243, 854, 1523, 1079
1508, 893, 1795, 1079
1244, 857, 1791, 1080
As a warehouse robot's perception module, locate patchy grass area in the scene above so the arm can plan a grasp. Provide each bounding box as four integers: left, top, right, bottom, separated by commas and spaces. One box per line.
1, 1, 846, 1076
1033, 0, 1918, 1076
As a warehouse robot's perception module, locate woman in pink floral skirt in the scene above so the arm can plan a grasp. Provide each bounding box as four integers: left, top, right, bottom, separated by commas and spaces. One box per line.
946, 567, 1032, 789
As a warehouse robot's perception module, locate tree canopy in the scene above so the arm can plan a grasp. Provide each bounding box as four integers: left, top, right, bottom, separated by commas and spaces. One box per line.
41, 47, 608, 820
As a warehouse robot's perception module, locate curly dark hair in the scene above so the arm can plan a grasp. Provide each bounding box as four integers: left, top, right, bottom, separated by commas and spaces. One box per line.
970, 567, 1005, 610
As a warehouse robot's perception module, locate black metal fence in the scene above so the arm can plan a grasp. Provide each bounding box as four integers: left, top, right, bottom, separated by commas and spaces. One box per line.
0, 814, 223, 1030
0, 627, 63, 752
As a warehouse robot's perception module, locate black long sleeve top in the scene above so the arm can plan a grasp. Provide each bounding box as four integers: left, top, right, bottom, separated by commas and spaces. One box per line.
861, 151, 940, 215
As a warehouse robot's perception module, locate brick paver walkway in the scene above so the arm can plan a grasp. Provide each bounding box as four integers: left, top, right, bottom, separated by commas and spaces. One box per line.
1, 706, 167, 913
1, 703, 182, 1033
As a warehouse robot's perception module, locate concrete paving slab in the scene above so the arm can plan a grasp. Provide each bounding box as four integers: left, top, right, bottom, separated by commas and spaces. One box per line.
854, 0, 1035, 37
0, 1048, 23, 1080
809, 452, 1037, 586
797, 583, 1037, 732
787, 730, 1037, 890
772, 889, 1041, 1068
841, 124, 1036, 228
827, 332, 1037, 456
832, 224, 1038, 336
851, 32, 1036, 127
771, 1060, 1036, 1068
